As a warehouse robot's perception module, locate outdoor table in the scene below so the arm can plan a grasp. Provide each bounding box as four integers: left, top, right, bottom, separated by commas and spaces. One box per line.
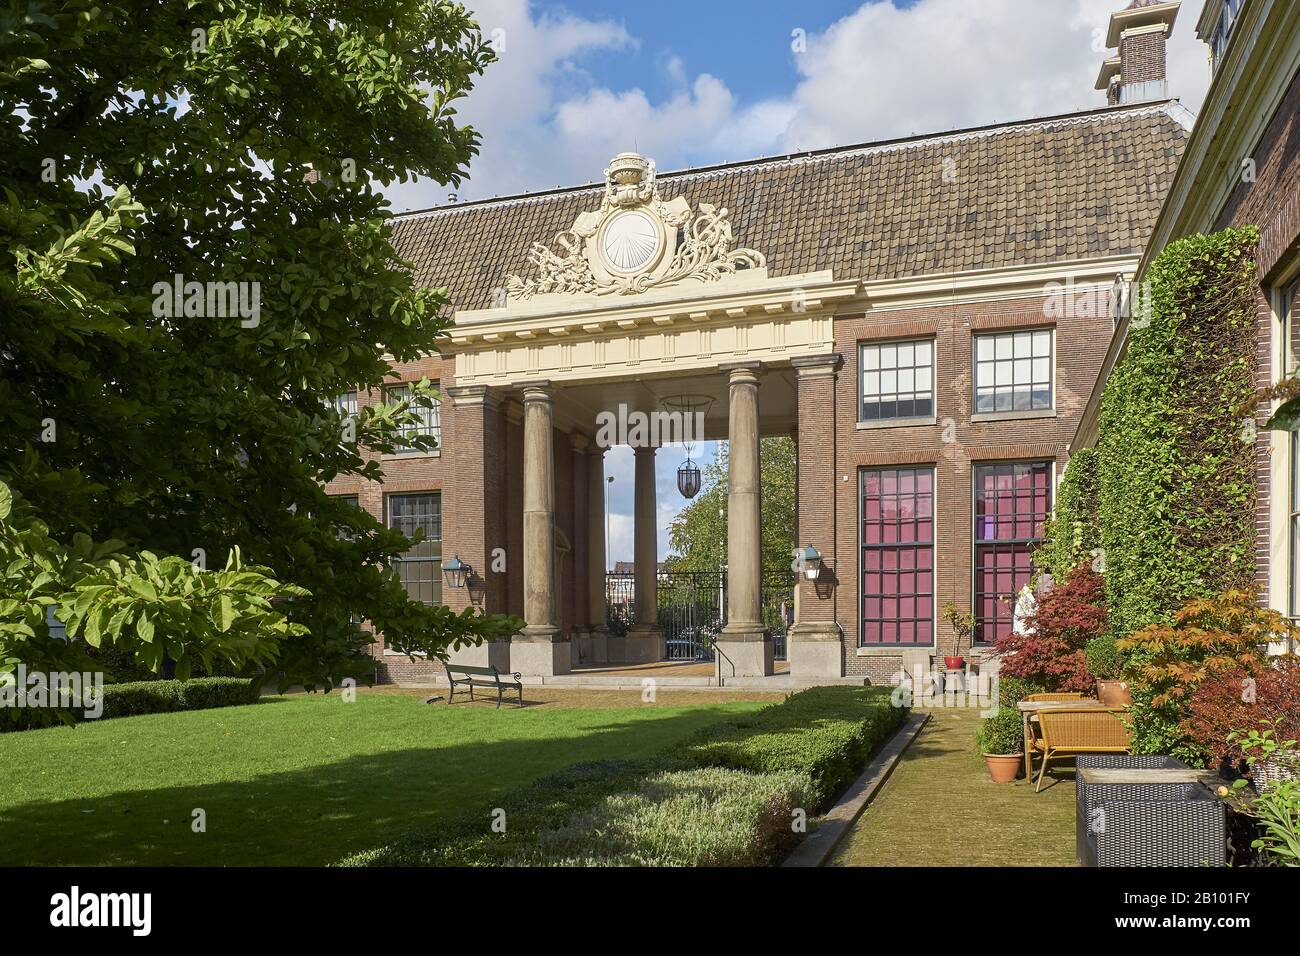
1016, 699, 1123, 779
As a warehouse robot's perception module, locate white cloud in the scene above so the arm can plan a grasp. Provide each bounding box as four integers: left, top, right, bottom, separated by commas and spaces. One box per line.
382, 0, 1212, 211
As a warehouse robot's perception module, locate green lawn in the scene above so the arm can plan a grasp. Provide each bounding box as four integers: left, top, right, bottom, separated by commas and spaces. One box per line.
829, 707, 1077, 866
0, 687, 777, 866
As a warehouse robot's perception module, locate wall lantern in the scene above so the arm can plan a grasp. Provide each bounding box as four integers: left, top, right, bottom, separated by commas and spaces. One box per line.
798, 545, 823, 581
442, 554, 470, 589
677, 460, 702, 499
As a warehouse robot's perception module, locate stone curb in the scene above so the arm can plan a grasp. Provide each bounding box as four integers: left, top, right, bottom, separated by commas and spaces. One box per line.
781, 710, 931, 868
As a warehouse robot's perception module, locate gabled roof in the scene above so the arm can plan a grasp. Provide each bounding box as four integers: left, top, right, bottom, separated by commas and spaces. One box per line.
391, 101, 1189, 311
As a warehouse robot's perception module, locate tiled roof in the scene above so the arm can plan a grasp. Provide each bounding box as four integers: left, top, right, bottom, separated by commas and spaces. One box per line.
392, 102, 1189, 311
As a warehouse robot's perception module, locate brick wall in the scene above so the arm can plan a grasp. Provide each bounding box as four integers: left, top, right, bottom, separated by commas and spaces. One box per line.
817, 293, 1113, 677
1119, 29, 1167, 88
1214, 69, 1300, 605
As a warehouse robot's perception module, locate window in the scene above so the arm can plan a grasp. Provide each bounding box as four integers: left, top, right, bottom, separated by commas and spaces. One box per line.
1209, 0, 1243, 71
860, 339, 934, 422
333, 390, 358, 419
386, 383, 441, 454
973, 462, 1052, 643
860, 467, 933, 645
387, 493, 442, 605
974, 329, 1052, 414
1282, 282, 1300, 617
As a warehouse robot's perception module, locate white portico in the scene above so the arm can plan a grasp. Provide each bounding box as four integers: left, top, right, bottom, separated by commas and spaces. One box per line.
447, 152, 857, 676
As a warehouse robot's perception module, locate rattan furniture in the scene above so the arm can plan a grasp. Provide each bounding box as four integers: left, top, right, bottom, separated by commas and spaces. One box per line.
1032, 707, 1131, 791
1016, 699, 1118, 780
1075, 756, 1227, 867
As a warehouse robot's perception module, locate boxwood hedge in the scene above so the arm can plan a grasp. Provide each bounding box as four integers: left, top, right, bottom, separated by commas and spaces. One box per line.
0, 676, 259, 732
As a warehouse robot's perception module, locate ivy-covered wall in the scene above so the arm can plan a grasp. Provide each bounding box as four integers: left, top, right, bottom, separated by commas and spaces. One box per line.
1037, 445, 1100, 582
1038, 227, 1260, 634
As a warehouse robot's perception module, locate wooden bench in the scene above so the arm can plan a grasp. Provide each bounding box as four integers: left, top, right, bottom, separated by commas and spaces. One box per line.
1033, 708, 1132, 791
432, 662, 524, 709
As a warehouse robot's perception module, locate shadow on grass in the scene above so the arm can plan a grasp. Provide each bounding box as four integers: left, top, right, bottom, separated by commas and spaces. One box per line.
0, 704, 737, 867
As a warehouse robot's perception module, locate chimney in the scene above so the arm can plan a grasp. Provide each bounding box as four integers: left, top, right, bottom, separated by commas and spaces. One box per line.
1094, 1, 1180, 105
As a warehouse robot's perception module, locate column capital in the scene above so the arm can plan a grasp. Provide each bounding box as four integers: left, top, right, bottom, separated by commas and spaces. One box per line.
719, 360, 765, 376
791, 353, 843, 379
445, 384, 502, 408
517, 380, 553, 404
632, 444, 658, 457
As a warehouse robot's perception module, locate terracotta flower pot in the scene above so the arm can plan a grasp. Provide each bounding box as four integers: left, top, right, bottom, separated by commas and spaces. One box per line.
944, 655, 965, 670
1096, 679, 1132, 707
984, 753, 1022, 783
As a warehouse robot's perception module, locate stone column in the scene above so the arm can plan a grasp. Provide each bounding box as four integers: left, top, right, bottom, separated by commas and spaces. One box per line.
443, 385, 510, 672
789, 355, 844, 677
587, 447, 611, 664
513, 381, 570, 676
626, 444, 665, 662
717, 362, 773, 676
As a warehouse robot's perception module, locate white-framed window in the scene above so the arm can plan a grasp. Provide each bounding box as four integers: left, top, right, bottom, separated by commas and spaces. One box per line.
860, 339, 934, 422
333, 390, 358, 419
1280, 281, 1300, 618
973, 329, 1053, 414
385, 382, 441, 454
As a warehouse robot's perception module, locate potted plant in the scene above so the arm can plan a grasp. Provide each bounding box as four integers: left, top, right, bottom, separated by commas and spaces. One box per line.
1229, 718, 1300, 791
976, 706, 1024, 783
1085, 635, 1130, 707
942, 602, 976, 671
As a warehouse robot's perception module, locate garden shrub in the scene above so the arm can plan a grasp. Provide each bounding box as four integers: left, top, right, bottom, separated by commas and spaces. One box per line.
678, 685, 905, 811
1094, 227, 1259, 640
1084, 635, 1122, 680
0, 677, 259, 732
339, 685, 908, 867
976, 706, 1024, 755
1183, 657, 1300, 770
994, 562, 1107, 693
1119, 590, 1290, 761
519, 767, 815, 867
994, 676, 1045, 706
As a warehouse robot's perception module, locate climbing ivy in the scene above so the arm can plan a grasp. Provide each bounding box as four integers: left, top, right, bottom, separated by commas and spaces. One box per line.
1095, 226, 1259, 640
1035, 446, 1100, 582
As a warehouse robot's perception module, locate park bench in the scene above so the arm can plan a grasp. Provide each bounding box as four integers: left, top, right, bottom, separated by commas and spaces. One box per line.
432, 661, 524, 709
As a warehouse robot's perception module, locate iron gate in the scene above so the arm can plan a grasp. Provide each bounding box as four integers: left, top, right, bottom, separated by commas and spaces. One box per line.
605, 568, 794, 661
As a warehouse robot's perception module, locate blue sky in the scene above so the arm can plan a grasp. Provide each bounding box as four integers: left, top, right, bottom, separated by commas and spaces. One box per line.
387, 0, 1213, 564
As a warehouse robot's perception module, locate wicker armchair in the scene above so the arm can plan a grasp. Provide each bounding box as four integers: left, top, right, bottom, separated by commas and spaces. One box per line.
1024, 693, 1087, 702
1033, 708, 1131, 791
1075, 756, 1225, 866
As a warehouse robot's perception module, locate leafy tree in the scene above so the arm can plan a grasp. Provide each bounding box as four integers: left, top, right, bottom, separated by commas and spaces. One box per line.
666, 437, 796, 573
0, 0, 520, 689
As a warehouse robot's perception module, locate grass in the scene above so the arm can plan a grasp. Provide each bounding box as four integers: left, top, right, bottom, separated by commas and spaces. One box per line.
0, 686, 780, 866
829, 706, 1078, 867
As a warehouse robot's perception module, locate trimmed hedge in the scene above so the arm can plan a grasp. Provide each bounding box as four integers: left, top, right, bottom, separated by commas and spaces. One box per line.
678, 685, 904, 811
0, 677, 259, 732
339, 685, 907, 867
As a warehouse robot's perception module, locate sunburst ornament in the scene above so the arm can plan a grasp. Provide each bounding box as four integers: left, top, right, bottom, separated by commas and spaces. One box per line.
600, 210, 661, 274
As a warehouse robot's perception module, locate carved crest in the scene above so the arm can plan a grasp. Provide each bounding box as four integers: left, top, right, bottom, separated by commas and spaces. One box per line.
504, 152, 766, 301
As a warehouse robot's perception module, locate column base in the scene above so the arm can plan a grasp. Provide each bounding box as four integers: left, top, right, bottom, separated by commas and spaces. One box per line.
512, 625, 571, 677
446, 639, 512, 674
716, 624, 773, 677
605, 634, 628, 664
624, 624, 665, 663
588, 625, 610, 664
788, 622, 843, 678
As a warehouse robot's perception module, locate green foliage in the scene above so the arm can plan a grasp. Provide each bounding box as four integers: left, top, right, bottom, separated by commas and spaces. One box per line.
340, 685, 907, 866
994, 676, 1045, 707
1094, 227, 1259, 639
976, 706, 1024, 755
1084, 635, 1122, 680
1035, 446, 1099, 582
678, 685, 905, 811
1, 676, 257, 731
1239, 779, 1300, 866
666, 437, 796, 572
520, 766, 814, 866
0, 1, 519, 687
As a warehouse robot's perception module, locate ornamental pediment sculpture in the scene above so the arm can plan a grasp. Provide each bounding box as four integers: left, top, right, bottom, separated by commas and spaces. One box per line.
504, 152, 767, 300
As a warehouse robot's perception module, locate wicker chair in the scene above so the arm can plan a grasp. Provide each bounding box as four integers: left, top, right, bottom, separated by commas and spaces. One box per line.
1021, 694, 1087, 775
1033, 708, 1131, 791
1024, 693, 1087, 702
1074, 756, 1225, 866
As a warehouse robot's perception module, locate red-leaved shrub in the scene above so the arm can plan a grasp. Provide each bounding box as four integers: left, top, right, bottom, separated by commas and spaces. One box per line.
1182, 656, 1300, 767
995, 563, 1108, 693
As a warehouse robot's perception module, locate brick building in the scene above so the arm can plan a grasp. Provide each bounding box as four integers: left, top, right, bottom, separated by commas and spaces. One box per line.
1076, 0, 1300, 636
328, 5, 1198, 684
